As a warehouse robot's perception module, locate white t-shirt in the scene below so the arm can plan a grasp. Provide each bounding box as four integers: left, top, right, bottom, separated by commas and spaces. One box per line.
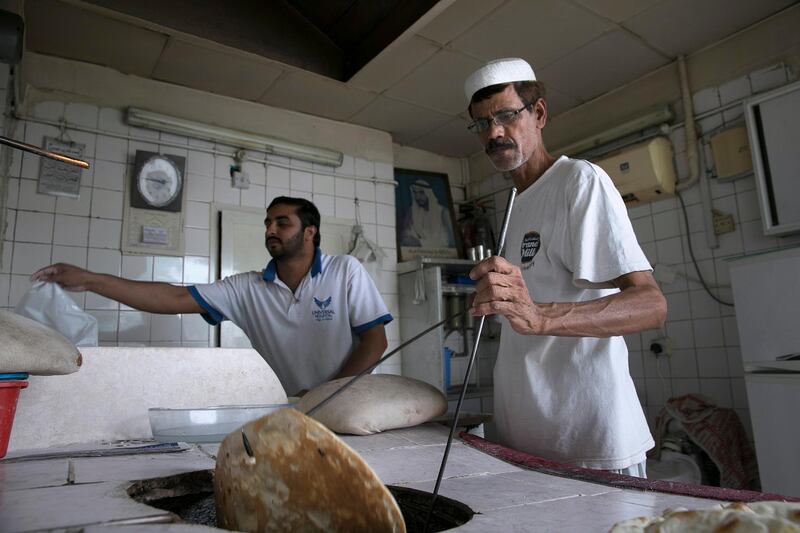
189, 250, 392, 395
494, 155, 654, 470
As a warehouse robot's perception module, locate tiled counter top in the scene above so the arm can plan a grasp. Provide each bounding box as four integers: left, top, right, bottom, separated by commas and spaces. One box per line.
1, 424, 720, 532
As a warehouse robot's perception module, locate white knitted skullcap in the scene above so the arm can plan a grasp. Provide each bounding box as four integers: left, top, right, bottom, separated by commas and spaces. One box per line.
464, 58, 536, 104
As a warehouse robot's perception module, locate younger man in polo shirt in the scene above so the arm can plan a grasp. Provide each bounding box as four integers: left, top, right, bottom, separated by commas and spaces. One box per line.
31, 197, 392, 396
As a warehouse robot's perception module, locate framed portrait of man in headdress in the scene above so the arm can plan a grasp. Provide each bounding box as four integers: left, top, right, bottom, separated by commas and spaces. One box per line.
394, 168, 461, 262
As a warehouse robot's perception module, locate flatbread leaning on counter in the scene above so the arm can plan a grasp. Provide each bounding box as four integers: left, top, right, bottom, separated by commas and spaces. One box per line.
0, 310, 82, 375
297, 374, 447, 435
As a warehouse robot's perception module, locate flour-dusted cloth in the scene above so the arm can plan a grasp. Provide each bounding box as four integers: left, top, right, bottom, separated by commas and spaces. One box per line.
494, 156, 654, 470
650, 394, 759, 490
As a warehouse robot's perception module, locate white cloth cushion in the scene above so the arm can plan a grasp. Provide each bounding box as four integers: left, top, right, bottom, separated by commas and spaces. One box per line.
298, 374, 447, 435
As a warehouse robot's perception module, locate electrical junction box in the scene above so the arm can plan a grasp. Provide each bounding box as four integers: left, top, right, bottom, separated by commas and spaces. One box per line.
710, 126, 752, 181
593, 137, 676, 207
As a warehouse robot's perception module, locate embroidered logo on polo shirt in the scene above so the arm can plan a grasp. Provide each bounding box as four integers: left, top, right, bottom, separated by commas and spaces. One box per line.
520, 231, 540, 270
312, 296, 335, 321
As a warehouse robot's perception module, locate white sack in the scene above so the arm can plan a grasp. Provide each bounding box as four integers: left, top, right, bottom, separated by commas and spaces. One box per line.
15, 281, 98, 347
0, 309, 82, 375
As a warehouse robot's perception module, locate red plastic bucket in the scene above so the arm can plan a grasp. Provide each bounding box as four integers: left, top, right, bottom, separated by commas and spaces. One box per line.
0, 380, 28, 458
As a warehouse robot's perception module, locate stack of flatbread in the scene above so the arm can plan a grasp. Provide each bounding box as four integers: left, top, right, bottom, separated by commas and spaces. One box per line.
609, 501, 800, 532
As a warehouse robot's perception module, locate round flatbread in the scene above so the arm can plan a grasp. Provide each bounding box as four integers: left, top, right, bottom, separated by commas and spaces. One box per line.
215, 407, 405, 532
609, 501, 800, 533
298, 374, 447, 435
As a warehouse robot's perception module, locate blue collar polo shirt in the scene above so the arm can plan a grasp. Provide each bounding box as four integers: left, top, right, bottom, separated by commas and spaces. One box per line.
188, 249, 392, 396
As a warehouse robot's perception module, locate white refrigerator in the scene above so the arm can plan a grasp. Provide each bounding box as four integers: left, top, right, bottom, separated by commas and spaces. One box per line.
729, 245, 800, 497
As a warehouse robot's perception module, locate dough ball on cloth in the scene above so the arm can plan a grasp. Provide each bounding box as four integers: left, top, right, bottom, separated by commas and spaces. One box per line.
0, 310, 82, 375
215, 407, 405, 533
297, 374, 447, 435
608, 501, 800, 533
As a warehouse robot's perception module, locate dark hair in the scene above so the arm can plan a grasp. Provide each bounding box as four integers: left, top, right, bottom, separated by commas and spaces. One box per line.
468, 80, 547, 117
267, 196, 321, 247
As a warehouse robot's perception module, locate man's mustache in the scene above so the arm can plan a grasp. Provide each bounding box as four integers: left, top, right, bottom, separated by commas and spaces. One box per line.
266, 237, 281, 245
486, 138, 516, 154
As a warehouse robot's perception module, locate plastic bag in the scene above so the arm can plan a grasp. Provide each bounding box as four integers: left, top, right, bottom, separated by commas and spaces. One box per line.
14, 282, 99, 346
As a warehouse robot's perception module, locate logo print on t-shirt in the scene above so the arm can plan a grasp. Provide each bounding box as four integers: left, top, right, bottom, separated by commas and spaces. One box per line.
313, 296, 335, 321
520, 231, 540, 269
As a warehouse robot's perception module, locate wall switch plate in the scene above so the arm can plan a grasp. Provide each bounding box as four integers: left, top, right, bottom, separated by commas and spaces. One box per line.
712, 209, 736, 235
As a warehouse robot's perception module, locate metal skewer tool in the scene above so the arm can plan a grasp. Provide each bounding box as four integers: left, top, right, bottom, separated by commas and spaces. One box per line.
423, 186, 517, 532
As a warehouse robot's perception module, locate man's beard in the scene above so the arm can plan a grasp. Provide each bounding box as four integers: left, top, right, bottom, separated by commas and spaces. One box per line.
486, 138, 526, 172
265, 229, 304, 259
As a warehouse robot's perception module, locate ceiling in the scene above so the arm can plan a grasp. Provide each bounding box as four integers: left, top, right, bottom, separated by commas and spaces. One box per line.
22, 0, 799, 158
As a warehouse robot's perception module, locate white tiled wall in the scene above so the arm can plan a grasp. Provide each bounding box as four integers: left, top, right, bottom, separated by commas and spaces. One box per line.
467, 64, 800, 440
0, 97, 402, 374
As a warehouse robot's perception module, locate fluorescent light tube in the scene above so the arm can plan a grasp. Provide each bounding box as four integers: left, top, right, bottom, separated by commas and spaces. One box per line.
126, 108, 343, 167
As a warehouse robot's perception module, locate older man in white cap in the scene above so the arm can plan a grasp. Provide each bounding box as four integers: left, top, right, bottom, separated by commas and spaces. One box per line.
464, 58, 667, 477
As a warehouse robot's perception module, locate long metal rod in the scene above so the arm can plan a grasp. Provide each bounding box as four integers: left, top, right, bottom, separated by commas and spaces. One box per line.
423, 187, 517, 532
305, 309, 466, 417
0, 135, 91, 169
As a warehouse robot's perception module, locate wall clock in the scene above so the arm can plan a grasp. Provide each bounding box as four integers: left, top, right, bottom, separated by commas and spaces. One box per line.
130, 152, 185, 212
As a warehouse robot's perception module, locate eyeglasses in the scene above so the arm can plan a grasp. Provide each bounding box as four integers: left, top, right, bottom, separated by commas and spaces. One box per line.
467, 103, 532, 133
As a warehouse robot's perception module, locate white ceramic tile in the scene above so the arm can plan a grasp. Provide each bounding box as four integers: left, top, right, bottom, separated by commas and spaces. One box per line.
24, 121, 60, 146
631, 217, 654, 243
684, 231, 713, 262
32, 101, 64, 121
130, 125, 159, 140
709, 176, 736, 199
645, 377, 671, 407
721, 316, 739, 347
128, 140, 158, 155
356, 200, 376, 224
18, 179, 56, 212
186, 174, 213, 203
712, 227, 744, 258
214, 178, 240, 206
9, 273, 33, 305
95, 135, 128, 163
696, 347, 729, 378
241, 184, 266, 208
185, 201, 210, 229
182, 312, 209, 342
313, 174, 335, 195
11, 242, 51, 274
375, 162, 393, 181
153, 256, 183, 283
629, 350, 644, 378
90, 188, 123, 220
183, 256, 209, 284
355, 180, 376, 202
376, 203, 394, 227
89, 218, 121, 249
698, 114, 723, 136
160, 131, 188, 145
121, 254, 153, 281
335, 196, 356, 220
55, 188, 92, 216
627, 203, 651, 220
51, 244, 87, 269
98, 107, 129, 134
1, 240, 13, 273
267, 164, 290, 189
671, 377, 700, 397
334, 177, 355, 198
52, 214, 89, 246
730, 378, 749, 409
653, 209, 681, 240
693, 317, 724, 348
749, 64, 788, 93
85, 291, 119, 311
266, 186, 291, 203
5, 178, 18, 210
376, 183, 394, 205
290, 169, 313, 192
376, 225, 396, 248
669, 349, 697, 378
242, 160, 267, 186
650, 197, 677, 214
118, 310, 151, 342
0, 273, 9, 307
741, 220, 778, 253
67, 130, 98, 162
64, 102, 99, 128
214, 154, 235, 179
354, 157, 374, 178
700, 378, 732, 407
692, 86, 721, 115
291, 190, 313, 202
87, 247, 121, 275
184, 228, 210, 256
689, 289, 721, 319
186, 150, 215, 177
87, 309, 118, 341
151, 314, 182, 342
14, 211, 54, 243
313, 193, 335, 217
664, 291, 691, 321
92, 160, 126, 191
718, 76, 751, 105
655, 236, 684, 264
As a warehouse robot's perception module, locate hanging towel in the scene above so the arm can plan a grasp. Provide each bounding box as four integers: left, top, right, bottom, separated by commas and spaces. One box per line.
650, 394, 759, 490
